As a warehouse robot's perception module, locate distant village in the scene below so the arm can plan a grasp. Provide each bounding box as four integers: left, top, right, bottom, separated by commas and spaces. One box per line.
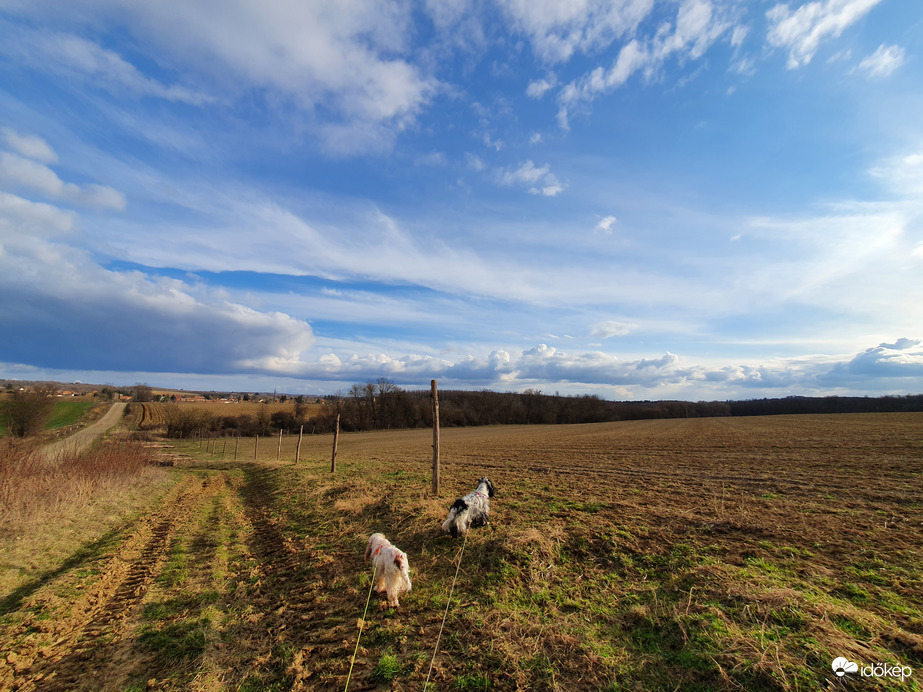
0, 379, 325, 405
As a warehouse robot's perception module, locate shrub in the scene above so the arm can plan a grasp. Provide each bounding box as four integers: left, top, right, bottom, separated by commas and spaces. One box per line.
0, 387, 56, 437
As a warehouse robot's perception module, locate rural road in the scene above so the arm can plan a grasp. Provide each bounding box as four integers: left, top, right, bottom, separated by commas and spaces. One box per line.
42, 402, 127, 460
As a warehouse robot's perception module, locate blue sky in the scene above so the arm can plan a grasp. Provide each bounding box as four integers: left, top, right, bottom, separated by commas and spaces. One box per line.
1, 0, 922, 399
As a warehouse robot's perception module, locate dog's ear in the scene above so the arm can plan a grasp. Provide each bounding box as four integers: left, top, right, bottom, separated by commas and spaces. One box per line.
394, 554, 404, 569
365, 541, 373, 561
486, 479, 495, 497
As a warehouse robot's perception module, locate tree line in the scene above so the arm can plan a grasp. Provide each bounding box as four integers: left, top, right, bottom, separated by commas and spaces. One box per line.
158, 381, 923, 439
7, 380, 921, 439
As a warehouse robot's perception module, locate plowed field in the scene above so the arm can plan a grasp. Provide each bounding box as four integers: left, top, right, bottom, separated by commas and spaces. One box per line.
2, 413, 921, 690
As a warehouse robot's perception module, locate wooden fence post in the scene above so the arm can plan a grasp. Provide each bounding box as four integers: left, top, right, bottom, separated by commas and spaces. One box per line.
432, 379, 440, 495
295, 425, 303, 464
331, 413, 340, 472
234, 435, 239, 461
254, 435, 259, 461
277, 429, 283, 461
222, 438, 227, 460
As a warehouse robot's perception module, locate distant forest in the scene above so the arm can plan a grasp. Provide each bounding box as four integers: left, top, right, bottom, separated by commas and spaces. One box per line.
264, 383, 923, 435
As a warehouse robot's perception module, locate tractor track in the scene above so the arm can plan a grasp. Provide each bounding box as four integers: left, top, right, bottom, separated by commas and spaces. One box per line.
1, 472, 228, 692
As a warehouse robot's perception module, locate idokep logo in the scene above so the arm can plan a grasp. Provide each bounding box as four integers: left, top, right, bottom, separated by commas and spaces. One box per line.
832, 657, 859, 676
832, 657, 913, 682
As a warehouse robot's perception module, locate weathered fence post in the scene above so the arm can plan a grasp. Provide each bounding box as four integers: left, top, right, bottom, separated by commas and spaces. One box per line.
331, 413, 340, 472
277, 429, 283, 461
234, 435, 239, 461
295, 425, 303, 464
432, 379, 440, 495
254, 435, 259, 461
222, 438, 227, 460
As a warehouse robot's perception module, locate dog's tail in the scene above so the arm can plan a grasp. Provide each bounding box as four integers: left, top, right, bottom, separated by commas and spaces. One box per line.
442, 499, 469, 538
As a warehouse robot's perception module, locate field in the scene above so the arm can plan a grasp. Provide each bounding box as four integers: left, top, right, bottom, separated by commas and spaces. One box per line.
134, 400, 326, 430
1, 413, 921, 690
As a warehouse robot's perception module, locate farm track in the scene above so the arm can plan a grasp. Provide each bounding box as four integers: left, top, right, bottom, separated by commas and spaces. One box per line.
0, 472, 229, 691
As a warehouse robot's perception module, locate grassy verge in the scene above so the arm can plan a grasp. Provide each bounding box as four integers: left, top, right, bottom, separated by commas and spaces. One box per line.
44, 401, 97, 430
0, 438, 174, 599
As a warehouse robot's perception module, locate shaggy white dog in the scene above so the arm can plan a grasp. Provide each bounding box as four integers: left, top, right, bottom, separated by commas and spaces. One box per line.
365, 533, 412, 608
441, 477, 495, 538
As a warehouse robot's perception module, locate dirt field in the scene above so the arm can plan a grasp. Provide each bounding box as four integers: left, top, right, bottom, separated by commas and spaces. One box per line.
1, 414, 921, 690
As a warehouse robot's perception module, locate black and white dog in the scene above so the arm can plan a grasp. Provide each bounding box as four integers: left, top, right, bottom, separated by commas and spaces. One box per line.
441, 477, 495, 538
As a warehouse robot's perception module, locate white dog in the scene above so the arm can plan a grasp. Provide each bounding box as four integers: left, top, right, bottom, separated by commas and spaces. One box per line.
365, 533, 412, 608
441, 477, 495, 538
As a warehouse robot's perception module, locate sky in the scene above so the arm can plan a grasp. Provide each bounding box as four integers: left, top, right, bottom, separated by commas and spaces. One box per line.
1, 0, 922, 400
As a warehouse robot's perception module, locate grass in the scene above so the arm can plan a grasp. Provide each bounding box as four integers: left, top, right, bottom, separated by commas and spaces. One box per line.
44, 400, 97, 429
0, 437, 172, 598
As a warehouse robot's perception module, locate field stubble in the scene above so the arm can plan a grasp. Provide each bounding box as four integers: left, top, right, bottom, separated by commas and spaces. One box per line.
1, 413, 921, 690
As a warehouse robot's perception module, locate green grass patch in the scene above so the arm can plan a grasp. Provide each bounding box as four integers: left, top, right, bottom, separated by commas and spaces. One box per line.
45, 400, 96, 429
372, 652, 401, 682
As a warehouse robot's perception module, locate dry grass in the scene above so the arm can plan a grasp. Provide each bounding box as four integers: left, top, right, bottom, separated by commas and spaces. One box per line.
0, 438, 173, 597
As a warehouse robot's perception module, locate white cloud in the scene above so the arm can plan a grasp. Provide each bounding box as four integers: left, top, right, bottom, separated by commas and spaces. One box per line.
868, 148, 923, 196
0, 191, 75, 235
465, 153, 487, 171
526, 77, 556, 99
498, 0, 655, 64
415, 151, 448, 166
1, 128, 57, 164
556, 0, 730, 128
856, 44, 905, 78
3, 29, 211, 105
596, 215, 618, 233
498, 160, 551, 186
766, 0, 884, 69
496, 160, 566, 196
2, 1, 438, 154
590, 321, 636, 338
0, 152, 126, 210
730, 24, 749, 48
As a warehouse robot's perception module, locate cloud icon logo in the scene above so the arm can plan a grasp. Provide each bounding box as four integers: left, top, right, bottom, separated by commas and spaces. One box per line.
832, 657, 859, 677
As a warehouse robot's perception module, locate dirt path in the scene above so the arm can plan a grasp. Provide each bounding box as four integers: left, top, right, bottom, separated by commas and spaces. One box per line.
41, 402, 127, 460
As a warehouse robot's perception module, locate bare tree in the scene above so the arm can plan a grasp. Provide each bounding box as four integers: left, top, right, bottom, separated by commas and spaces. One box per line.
132, 384, 153, 402
0, 385, 57, 437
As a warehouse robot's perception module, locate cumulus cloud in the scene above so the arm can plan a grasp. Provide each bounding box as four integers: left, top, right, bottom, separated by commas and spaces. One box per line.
766, 0, 884, 69
820, 339, 923, 383
856, 44, 906, 78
